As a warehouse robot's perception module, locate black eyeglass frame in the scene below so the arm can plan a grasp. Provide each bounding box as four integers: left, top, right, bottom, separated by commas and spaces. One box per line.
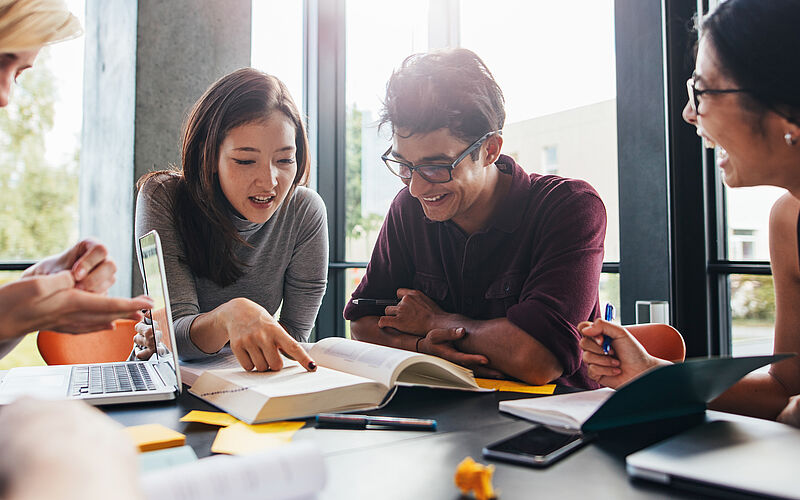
381, 130, 502, 184
686, 74, 752, 115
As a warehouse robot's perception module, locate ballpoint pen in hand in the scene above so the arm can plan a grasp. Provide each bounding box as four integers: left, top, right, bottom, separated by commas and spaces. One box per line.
602, 303, 615, 355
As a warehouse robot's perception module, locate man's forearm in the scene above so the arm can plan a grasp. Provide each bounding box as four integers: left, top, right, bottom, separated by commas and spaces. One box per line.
351, 316, 421, 351
437, 315, 563, 385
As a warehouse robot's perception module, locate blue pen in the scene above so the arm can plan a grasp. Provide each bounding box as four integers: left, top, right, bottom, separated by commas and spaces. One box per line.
602, 303, 615, 355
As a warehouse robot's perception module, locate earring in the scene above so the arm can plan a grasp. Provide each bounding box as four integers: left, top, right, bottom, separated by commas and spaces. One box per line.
786, 132, 798, 146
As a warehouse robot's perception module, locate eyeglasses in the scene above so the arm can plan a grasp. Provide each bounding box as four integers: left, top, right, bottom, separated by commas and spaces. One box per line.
686, 74, 751, 115
381, 130, 502, 184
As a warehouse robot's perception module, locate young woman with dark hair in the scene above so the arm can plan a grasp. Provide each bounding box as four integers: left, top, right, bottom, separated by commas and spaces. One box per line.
579, 0, 800, 425
135, 68, 328, 373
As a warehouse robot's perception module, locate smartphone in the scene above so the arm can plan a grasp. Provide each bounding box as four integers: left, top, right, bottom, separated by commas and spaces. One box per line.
482, 426, 592, 468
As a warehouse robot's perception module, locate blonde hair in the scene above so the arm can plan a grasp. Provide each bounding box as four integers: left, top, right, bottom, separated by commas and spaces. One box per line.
0, 0, 81, 52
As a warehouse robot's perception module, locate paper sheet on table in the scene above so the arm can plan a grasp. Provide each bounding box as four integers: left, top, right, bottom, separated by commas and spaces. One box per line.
211, 421, 306, 455
139, 445, 198, 473
475, 378, 556, 395
180, 410, 240, 427
141, 442, 326, 500
124, 423, 186, 452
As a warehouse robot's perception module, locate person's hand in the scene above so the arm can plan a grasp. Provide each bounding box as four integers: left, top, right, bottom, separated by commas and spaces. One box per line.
133, 318, 167, 360
417, 327, 491, 371
21, 238, 117, 294
0, 398, 142, 500
378, 288, 447, 335
578, 318, 666, 389
216, 298, 316, 372
777, 395, 800, 428
0, 272, 152, 340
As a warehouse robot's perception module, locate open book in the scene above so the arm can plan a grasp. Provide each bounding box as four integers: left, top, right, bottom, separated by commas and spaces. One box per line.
499, 354, 791, 432
182, 337, 483, 424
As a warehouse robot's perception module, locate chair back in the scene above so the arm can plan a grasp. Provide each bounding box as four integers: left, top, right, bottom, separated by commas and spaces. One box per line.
37, 319, 136, 365
625, 323, 686, 362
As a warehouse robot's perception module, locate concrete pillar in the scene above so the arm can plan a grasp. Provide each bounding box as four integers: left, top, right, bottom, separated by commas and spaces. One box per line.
81, 0, 251, 297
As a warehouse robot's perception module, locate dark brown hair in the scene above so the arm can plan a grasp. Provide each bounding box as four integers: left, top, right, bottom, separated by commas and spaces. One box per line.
138, 68, 310, 286
700, 0, 800, 125
379, 48, 505, 158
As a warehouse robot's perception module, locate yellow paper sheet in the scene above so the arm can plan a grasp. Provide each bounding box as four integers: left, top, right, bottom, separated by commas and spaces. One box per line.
124, 424, 186, 453
475, 378, 556, 395
211, 421, 306, 455
180, 410, 240, 427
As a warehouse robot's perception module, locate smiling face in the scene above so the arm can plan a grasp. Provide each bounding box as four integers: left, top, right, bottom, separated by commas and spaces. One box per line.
0, 49, 40, 108
392, 128, 502, 233
216, 115, 298, 224
682, 37, 800, 190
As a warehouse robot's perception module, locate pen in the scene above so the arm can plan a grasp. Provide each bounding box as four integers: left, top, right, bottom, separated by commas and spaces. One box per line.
315, 413, 437, 431
352, 298, 400, 306
602, 303, 615, 355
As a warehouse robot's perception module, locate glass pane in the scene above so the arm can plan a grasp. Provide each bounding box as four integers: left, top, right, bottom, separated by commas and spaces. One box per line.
460, 0, 619, 261
599, 273, 620, 315
344, 0, 428, 262
0, 0, 84, 261
250, 1, 307, 184
724, 185, 784, 261
730, 274, 775, 357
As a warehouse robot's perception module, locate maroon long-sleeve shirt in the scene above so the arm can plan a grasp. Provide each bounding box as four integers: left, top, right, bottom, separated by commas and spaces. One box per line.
344, 155, 606, 388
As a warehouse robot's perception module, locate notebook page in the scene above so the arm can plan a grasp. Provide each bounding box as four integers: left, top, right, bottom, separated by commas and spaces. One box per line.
499, 388, 615, 430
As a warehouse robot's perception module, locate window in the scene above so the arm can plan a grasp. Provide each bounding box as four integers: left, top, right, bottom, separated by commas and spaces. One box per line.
0, 0, 85, 263
344, 0, 428, 263
541, 145, 559, 175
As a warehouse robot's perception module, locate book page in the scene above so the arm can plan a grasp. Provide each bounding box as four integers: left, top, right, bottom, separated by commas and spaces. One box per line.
179, 347, 239, 386
498, 388, 615, 430
189, 361, 389, 423
141, 442, 325, 500
309, 337, 423, 388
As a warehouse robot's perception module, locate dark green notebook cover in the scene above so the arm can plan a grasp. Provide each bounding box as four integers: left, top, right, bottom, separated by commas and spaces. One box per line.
581, 354, 793, 432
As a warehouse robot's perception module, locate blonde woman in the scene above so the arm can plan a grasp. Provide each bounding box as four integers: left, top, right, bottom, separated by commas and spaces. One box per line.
0, 0, 151, 353
0, 2, 143, 499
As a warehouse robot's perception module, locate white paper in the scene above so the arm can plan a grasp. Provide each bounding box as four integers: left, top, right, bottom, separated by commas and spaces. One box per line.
498, 388, 615, 430
179, 347, 239, 386
141, 442, 325, 500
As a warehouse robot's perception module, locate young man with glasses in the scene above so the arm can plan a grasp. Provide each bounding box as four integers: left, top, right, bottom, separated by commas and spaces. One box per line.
344, 48, 606, 388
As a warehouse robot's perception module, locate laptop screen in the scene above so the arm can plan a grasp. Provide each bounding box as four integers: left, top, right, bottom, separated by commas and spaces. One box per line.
138, 230, 181, 389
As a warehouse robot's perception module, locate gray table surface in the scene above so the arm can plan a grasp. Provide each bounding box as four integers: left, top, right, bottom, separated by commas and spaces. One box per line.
103, 385, 717, 499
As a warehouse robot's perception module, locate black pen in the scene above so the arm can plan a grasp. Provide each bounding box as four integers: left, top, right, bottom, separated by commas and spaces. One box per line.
351, 298, 400, 306
316, 413, 437, 431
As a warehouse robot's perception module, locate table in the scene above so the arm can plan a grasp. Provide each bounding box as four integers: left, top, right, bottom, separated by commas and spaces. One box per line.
105, 385, 710, 499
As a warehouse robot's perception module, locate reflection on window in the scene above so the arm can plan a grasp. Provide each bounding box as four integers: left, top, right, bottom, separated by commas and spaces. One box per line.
0, 0, 84, 261
730, 274, 774, 357
460, 0, 619, 261
345, 0, 428, 262
724, 185, 783, 261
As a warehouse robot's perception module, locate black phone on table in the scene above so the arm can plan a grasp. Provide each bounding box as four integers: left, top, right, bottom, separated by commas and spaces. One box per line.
482, 425, 592, 468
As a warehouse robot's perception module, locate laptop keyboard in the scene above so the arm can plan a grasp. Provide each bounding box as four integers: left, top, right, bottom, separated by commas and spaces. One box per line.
71, 363, 157, 396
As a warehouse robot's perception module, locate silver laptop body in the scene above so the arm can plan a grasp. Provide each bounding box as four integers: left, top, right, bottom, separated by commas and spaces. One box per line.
627, 414, 800, 499
0, 230, 182, 405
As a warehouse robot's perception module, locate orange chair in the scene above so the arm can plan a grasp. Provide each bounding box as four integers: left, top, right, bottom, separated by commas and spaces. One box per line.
625, 323, 686, 363
37, 319, 137, 365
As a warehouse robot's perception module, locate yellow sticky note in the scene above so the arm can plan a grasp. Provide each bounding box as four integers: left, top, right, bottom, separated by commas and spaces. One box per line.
211, 421, 305, 455
475, 378, 556, 395
180, 410, 240, 427
124, 424, 186, 453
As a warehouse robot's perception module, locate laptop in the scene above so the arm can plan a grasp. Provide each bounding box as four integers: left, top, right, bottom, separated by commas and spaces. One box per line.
626, 414, 800, 499
0, 229, 182, 405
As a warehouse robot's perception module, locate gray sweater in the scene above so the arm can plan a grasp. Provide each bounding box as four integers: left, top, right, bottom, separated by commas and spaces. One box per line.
135, 174, 328, 360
